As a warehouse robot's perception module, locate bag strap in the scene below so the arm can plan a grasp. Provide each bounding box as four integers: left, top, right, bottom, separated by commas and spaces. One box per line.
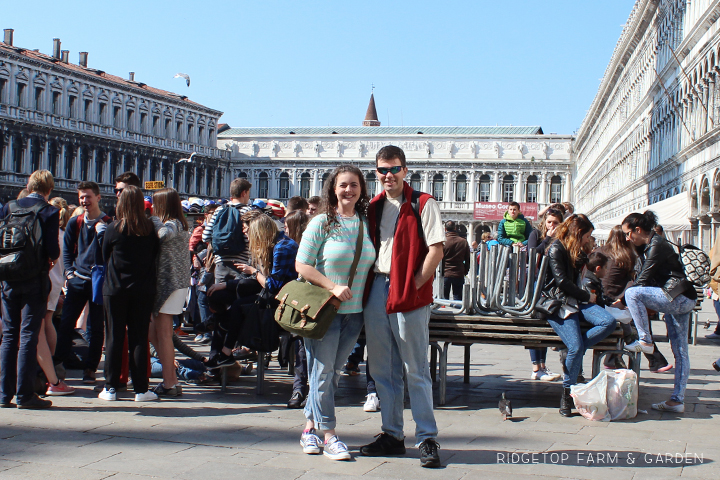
346, 220, 364, 290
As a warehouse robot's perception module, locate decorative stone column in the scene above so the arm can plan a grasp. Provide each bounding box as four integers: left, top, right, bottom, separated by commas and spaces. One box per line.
24, 136, 32, 174
492, 171, 501, 202
515, 171, 524, 203
563, 172, 572, 203
422, 171, 431, 194
540, 172, 548, 204
311, 169, 319, 196
468, 171, 477, 203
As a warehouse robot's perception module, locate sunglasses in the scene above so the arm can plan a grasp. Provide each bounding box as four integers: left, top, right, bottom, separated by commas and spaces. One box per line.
114, 188, 124, 195
376, 166, 403, 175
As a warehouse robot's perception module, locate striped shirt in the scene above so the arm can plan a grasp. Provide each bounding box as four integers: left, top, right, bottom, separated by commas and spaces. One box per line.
296, 213, 376, 314
201, 202, 252, 265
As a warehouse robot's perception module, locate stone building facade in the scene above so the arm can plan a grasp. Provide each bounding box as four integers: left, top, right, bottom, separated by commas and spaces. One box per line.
218, 95, 573, 243
574, 0, 720, 249
0, 30, 230, 206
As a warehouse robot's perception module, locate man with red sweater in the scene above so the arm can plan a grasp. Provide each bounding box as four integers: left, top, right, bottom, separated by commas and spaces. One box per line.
360, 146, 445, 468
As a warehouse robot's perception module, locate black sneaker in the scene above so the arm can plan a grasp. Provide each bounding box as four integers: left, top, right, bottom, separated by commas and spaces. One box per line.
153, 383, 182, 397
360, 432, 406, 456
205, 352, 236, 369
17, 394, 52, 409
419, 438, 441, 468
287, 391, 304, 409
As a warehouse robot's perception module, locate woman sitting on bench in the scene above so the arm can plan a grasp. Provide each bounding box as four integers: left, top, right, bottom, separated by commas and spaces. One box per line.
542, 214, 617, 417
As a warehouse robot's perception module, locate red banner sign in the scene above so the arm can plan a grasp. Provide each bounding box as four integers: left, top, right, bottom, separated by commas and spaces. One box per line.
473, 202, 539, 221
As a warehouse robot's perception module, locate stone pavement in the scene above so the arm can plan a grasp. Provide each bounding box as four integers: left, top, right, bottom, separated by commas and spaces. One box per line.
1, 303, 720, 480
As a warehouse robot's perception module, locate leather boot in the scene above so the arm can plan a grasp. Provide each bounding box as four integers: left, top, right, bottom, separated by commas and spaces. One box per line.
559, 387, 573, 417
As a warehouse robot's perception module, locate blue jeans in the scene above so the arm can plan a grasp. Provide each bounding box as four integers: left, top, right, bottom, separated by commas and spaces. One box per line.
304, 312, 364, 431
364, 275, 438, 443
625, 287, 694, 402
0, 280, 47, 404
546, 303, 616, 389
150, 357, 206, 381
529, 348, 547, 365
54, 276, 104, 372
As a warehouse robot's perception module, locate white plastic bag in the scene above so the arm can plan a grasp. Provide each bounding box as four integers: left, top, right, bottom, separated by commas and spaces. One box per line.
604, 305, 633, 324
570, 370, 638, 421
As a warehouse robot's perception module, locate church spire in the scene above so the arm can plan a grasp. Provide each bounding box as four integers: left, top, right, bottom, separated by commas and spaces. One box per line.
363, 90, 381, 127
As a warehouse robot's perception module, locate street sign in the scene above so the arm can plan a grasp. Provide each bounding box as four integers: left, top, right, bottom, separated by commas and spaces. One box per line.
145, 181, 165, 190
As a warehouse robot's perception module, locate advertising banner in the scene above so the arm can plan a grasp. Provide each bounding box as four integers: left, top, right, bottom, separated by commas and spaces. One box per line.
473, 202, 539, 221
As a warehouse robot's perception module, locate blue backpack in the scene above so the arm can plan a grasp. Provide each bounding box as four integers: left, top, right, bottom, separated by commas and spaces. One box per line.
211, 204, 246, 256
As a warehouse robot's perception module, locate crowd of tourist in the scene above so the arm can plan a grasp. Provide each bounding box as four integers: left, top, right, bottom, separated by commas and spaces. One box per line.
0, 143, 717, 468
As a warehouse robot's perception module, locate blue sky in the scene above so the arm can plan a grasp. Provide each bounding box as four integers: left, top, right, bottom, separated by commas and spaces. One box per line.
3, 1, 634, 134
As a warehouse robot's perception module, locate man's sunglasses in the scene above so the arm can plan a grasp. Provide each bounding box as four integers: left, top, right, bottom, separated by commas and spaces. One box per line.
114, 188, 124, 195
376, 166, 403, 175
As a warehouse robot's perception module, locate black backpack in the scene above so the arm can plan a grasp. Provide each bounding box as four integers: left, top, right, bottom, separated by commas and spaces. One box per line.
211, 204, 246, 256
0, 201, 49, 282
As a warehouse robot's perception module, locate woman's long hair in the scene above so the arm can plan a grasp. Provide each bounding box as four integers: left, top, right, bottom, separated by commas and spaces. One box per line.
116, 186, 154, 236
605, 225, 637, 276
554, 214, 594, 265
537, 208, 564, 241
321, 165, 369, 234
247, 214, 278, 275
152, 188, 188, 231
50, 197, 71, 230
285, 210, 309, 244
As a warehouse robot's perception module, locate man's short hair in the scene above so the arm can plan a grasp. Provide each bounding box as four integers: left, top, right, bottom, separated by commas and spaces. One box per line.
376, 145, 407, 168
77, 181, 100, 196
308, 196, 321, 206
115, 171, 141, 188
27, 169, 54, 195
230, 178, 252, 199
287, 196, 309, 214
587, 251, 609, 271
445, 220, 456, 232
508, 201, 521, 209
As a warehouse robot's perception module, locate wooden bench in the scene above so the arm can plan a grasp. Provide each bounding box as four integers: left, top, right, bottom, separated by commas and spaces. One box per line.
428, 312, 638, 405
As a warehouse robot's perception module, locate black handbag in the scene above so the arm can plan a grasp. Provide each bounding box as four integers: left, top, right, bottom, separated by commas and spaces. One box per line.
534, 294, 562, 316
238, 292, 280, 353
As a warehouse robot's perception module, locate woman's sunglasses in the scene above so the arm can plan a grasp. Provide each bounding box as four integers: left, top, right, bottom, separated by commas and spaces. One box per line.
376, 166, 403, 175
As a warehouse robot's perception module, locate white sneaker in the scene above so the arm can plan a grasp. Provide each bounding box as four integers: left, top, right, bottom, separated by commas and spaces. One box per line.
98, 387, 116, 401
363, 393, 380, 412
539, 368, 562, 381
624, 341, 654, 354
300, 429, 323, 454
323, 435, 351, 460
706, 332, 720, 339
135, 391, 159, 402
651, 401, 685, 413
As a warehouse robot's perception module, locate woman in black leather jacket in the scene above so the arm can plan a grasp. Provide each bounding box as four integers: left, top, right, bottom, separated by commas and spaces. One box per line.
622, 211, 697, 413
542, 214, 617, 417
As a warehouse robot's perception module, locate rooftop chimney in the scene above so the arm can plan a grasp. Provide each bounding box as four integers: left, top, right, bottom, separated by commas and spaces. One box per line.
3, 29, 13, 46
129, 72, 135, 81
79, 52, 88, 68
61, 50, 69, 63
52, 38, 61, 59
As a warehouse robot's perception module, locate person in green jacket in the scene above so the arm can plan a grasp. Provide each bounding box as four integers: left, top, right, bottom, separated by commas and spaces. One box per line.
497, 202, 533, 246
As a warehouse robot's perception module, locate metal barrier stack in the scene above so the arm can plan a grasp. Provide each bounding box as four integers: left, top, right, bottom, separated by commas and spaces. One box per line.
432, 245, 547, 317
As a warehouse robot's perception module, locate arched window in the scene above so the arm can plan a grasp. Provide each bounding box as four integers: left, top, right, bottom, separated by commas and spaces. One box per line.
258, 172, 269, 198
432, 174, 444, 201
321, 172, 330, 191
237, 171, 247, 179
455, 174, 467, 202
279, 172, 290, 200
479, 174, 491, 202
410, 173, 422, 191
300, 172, 311, 198
366, 172, 377, 197
502, 175, 514, 202
526, 175, 538, 203
550, 175, 562, 203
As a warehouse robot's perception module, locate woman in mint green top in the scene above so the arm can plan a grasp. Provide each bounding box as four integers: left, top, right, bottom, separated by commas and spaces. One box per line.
295, 165, 375, 461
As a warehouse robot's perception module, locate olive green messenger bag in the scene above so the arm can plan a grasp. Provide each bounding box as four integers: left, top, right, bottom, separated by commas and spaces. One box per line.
275, 220, 364, 339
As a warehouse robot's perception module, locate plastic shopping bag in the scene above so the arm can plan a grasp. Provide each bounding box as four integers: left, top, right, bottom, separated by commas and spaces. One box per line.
604, 305, 633, 324
571, 372, 609, 421
605, 369, 638, 420
571, 370, 638, 421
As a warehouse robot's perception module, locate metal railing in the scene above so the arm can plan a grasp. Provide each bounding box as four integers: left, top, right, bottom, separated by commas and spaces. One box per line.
432, 245, 547, 317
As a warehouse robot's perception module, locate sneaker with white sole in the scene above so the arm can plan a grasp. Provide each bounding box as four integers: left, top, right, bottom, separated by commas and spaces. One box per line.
539, 368, 561, 381
300, 429, 323, 454
624, 341, 654, 354
98, 387, 116, 401
363, 393, 380, 412
324, 435, 351, 460
135, 391, 159, 402
46, 380, 75, 396
651, 401, 684, 413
